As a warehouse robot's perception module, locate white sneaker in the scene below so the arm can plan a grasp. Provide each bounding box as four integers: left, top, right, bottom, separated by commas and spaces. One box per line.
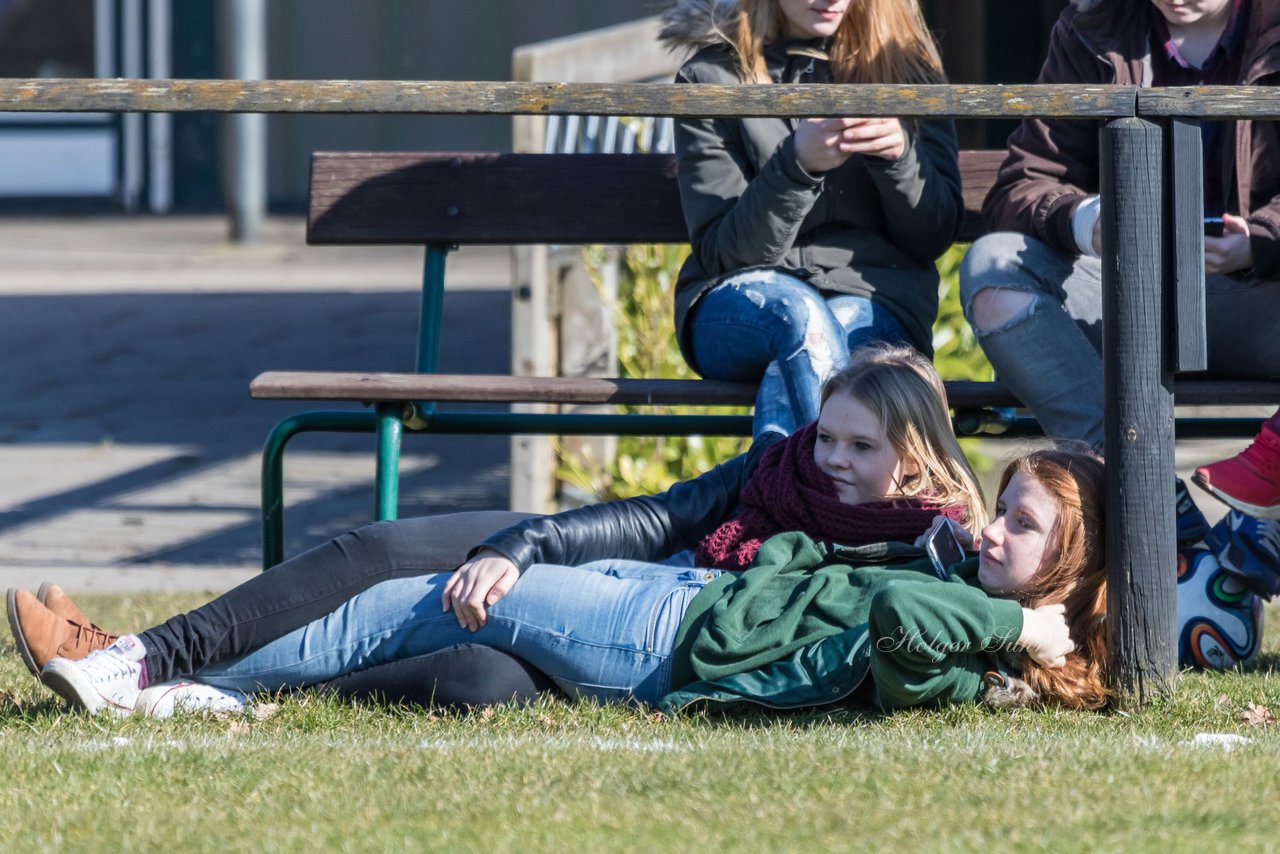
136, 681, 249, 718
41, 634, 148, 716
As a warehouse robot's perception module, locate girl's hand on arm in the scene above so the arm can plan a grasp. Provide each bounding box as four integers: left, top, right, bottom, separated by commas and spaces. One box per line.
1017, 603, 1073, 668
1205, 212, 1254, 274
441, 549, 519, 632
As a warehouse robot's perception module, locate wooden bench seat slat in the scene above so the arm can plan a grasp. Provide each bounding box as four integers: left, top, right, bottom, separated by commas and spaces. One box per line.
253, 371, 759, 406
252, 370, 1280, 410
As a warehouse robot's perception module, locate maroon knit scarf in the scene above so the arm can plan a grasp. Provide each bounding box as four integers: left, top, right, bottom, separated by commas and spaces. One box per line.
694, 422, 966, 570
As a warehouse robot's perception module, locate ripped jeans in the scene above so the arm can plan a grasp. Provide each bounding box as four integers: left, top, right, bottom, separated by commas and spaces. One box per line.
960, 232, 1280, 447
689, 269, 911, 437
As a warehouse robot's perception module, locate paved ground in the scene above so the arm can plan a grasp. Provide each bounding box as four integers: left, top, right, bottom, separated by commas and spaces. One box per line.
0, 215, 1263, 593
0, 216, 513, 592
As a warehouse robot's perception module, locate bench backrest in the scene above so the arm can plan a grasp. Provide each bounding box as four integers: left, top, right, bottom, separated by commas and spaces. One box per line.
308, 150, 1005, 246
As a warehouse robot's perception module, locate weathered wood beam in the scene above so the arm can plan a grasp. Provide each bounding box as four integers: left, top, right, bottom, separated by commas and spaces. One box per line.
1101, 118, 1178, 706
1166, 118, 1207, 372
0, 78, 1137, 118
1139, 86, 1280, 118
249, 371, 1280, 408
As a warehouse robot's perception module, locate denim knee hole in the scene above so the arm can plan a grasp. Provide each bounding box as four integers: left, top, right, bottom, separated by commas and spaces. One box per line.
969, 286, 1040, 337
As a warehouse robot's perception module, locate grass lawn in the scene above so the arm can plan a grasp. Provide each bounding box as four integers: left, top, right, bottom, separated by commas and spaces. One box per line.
2, 592, 1279, 852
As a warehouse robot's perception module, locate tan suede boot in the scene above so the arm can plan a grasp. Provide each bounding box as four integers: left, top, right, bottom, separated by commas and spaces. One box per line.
37, 582, 96, 630
6, 589, 118, 677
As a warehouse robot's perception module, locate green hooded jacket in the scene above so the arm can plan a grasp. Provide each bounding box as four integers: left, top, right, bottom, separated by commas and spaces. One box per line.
660, 532, 1025, 714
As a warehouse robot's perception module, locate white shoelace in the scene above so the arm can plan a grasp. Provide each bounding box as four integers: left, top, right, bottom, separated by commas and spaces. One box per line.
75, 650, 140, 685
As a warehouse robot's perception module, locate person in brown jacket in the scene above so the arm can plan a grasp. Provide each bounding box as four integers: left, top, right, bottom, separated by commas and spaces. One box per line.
959, 0, 1280, 449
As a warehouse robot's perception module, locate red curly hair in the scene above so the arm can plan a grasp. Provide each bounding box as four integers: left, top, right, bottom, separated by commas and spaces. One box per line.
997, 448, 1110, 711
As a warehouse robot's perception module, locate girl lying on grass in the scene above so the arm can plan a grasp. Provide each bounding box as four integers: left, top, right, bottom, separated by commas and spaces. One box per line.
14, 348, 1107, 715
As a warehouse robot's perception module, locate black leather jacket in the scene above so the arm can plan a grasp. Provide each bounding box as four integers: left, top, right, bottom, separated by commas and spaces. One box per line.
478, 435, 782, 573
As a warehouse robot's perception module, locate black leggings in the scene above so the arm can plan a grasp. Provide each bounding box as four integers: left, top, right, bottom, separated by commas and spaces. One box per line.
137, 511, 552, 705
315, 644, 559, 709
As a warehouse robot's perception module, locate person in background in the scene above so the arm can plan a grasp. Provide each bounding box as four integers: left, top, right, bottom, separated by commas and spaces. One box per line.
960, 0, 1280, 449
959, 0, 1280, 594
663, 0, 962, 438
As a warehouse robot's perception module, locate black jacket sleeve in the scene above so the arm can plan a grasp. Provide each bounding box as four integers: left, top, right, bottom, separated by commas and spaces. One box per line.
475, 434, 782, 573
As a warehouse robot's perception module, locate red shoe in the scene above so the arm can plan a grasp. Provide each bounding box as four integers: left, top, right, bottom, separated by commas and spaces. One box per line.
1193, 421, 1280, 519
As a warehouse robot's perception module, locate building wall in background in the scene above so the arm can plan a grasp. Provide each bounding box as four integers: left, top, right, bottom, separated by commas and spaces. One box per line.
0, 0, 1074, 212
213, 0, 1077, 211
262, 1, 654, 210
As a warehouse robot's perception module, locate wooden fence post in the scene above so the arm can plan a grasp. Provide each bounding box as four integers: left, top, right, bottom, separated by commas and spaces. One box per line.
1100, 117, 1178, 705
1166, 117, 1207, 372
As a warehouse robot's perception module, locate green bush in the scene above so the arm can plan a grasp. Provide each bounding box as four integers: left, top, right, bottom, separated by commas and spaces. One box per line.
558, 243, 994, 501
556, 244, 751, 500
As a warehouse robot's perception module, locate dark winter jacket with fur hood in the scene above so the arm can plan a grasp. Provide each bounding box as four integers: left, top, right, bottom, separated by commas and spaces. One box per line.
984, 0, 1280, 277
660, 0, 962, 365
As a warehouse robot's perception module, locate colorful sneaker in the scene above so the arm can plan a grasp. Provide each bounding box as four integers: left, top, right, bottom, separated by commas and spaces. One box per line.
1208, 510, 1280, 599
1175, 477, 1210, 545
41, 635, 148, 716
136, 681, 249, 718
1193, 419, 1280, 519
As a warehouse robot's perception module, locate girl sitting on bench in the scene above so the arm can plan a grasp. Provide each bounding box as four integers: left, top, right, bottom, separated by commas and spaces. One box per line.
662, 0, 962, 438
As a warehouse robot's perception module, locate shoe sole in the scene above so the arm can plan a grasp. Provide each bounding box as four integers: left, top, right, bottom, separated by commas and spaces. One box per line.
1191, 473, 1280, 520
41, 659, 132, 716
36, 581, 53, 606
5, 588, 40, 677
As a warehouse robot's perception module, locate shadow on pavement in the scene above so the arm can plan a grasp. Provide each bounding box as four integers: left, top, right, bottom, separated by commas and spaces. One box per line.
0, 289, 513, 567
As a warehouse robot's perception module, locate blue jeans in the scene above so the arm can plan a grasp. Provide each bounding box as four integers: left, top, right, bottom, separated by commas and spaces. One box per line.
689, 270, 911, 438
960, 232, 1280, 448
958, 233, 1106, 446
195, 557, 723, 707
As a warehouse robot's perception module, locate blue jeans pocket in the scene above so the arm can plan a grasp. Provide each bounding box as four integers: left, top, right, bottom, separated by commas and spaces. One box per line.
645, 570, 722, 655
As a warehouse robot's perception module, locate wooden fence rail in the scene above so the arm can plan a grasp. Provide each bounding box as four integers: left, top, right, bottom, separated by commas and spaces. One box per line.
4, 79, 1279, 119
0, 79, 1135, 118
1139, 86, 1280, 118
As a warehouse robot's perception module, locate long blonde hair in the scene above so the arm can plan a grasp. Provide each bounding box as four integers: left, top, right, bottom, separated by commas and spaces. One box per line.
997, 448, 1110, 711
821, 344, 986, 535
732, 0, 945, 84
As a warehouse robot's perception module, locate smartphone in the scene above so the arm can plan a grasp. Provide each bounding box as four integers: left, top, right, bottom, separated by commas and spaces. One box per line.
1204, 217, 1225, 237
925, 517, 967, 579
